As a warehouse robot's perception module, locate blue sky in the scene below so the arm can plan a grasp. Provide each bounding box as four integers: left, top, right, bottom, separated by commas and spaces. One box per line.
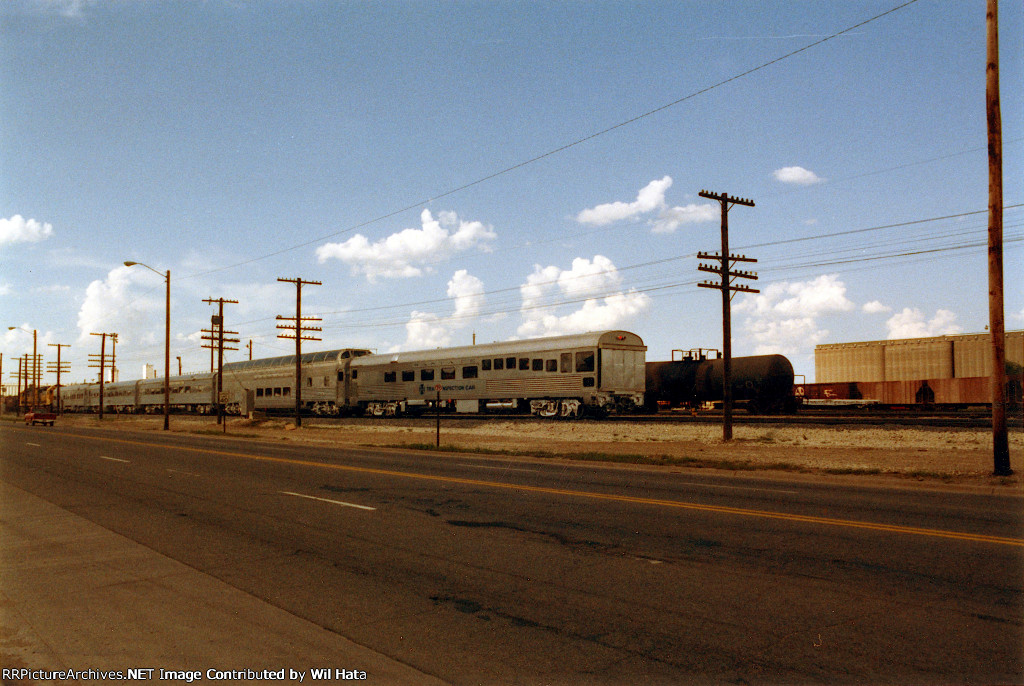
1, 0, 1021, 386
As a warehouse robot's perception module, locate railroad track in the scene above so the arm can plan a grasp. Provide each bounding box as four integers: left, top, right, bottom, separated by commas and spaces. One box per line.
304, 411, 1022, 430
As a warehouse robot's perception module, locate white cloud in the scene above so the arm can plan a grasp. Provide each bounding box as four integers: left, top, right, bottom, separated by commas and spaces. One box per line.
448, 269, 485, 320
576, 177, 672, 226
576, 176, 717, 233
0, 215, 54, 245
76, 265, 164, 347
394, 270, 486, 351
772, 166, 824, 185
316, 209, 496, 281
885, 308, 963, 339
735, 274, 854, 354
651, 203, 719, 233
36, 0, 96, 18
517, 255, 649, 338
0, 325, 57, 365
862, 300, 892, 314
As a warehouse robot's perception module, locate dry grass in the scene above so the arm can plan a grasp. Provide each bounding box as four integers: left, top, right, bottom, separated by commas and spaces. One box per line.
41, 414, 1024, 487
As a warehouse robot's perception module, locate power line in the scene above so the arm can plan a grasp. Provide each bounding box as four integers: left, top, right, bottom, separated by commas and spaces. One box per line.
180, 0, 923, 282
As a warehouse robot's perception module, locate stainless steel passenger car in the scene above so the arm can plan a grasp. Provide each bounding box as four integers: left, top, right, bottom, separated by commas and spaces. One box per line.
220, 348, 371, 415
348, 330, 646, 417
61, 373, 218, 414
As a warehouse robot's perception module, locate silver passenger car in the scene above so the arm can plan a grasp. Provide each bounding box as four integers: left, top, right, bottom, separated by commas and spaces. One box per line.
348, 330, 646, 417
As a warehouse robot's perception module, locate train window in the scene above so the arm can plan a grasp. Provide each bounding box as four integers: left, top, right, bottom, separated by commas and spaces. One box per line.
576, 351, 595, 373
507, 357, 517, 370
338, 371, 345, 382
307, 377, 313, 387
546, 359, 558, 372
518, 358, 529, 370
583, 377, 595, 387
481, 359, 491, 371
532, 359, 543, 372
561, 353, 572, 373
274, 388, 282, 396
441, 367, 456, 380
351, 370, 358, 379
421, 369, 435, 381
256, 388, 264, 397
384, 371, 397, 383
283, 387, 291, 397
463, 365, 478, 379
402, 370, 415, 382
493, 358, 504, 371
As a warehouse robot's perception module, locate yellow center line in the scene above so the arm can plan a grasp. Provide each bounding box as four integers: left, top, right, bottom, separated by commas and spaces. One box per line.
57, 430, 1024, 547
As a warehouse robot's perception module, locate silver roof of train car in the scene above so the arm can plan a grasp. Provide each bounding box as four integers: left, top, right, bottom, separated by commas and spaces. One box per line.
351, 331, 645, 367
222, 348, 371, 373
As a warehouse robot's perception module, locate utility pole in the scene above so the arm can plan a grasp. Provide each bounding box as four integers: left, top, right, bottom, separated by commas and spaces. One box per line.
89, 332, 115, 420
697, 190, 757, 441
276, 277, 322, 428
986, 0, 1011, 476
202, 298, 239, 428
109, 333, 118, 383
47, 343, 70, 414
247, 339, 253, 361
14, 356, 24, 413
177, 356, 182, 376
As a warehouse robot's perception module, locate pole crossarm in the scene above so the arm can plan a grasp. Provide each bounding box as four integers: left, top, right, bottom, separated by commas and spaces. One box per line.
696, 188, 757, 442
276, 277, 322, 427
203, 297, 239, 429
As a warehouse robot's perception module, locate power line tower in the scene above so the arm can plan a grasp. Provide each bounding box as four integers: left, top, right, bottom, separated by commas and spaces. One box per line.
276, 277, 322, 428
89, 332, 116, 420
202, 297, 239, 427
697, 189, 758, 442
47, 343, 71, 414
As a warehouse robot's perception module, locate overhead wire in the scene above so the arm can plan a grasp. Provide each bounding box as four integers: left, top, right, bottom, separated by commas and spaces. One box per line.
179, 0, 924, 282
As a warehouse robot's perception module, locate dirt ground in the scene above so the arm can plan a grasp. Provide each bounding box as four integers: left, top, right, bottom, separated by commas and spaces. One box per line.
35, 413, 1024, 488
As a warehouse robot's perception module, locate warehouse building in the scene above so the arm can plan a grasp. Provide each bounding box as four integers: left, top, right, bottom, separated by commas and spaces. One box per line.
816, 331, 1024, 382
807, 331, 1024, 405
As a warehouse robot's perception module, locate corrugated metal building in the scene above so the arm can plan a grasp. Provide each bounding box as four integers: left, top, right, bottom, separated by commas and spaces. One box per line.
815, 330, 1024, 383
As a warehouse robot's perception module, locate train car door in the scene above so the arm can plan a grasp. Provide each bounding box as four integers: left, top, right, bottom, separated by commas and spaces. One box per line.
600, 347, 644, 391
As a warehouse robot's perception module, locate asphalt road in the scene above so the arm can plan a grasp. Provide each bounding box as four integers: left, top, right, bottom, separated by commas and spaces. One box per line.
2, 423, 1022, 685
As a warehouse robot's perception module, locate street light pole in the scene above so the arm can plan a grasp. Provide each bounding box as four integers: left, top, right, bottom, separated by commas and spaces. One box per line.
125, 261, 171, 430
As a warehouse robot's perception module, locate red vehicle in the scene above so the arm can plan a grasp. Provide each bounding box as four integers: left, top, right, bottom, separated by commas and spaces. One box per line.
24, 408, 57, 426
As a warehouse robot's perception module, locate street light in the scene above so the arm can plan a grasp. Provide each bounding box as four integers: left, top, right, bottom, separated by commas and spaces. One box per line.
124, 261, 170, 431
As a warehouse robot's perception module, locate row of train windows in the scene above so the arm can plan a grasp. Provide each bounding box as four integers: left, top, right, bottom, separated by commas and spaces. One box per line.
382, 351, 595, 383
255, 387, 292, 398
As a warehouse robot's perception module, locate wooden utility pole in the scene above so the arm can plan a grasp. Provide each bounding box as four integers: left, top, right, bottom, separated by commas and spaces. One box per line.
14, 356, 24, 413
987, 0, 1011, 476
276, 277, 322, 428
47, 343, 70, 414
203, 298, 239, 428
89, 332, 114, 420
697, 190, 757, 441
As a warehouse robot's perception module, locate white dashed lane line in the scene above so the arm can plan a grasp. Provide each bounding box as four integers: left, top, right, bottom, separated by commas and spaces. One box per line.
280, 491, 377, 511
98, 456, 131, 463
